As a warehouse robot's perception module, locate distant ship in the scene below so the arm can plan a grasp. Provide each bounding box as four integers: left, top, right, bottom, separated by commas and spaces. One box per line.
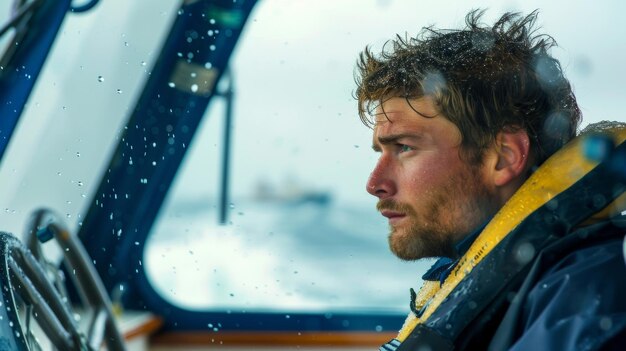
252, 178, 332, 205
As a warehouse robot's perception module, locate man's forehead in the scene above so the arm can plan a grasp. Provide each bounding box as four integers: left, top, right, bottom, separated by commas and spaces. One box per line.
372, 97, 438, 123
373, 110, 400, 125
372, 114, 423, 141
372, 108, 421, 130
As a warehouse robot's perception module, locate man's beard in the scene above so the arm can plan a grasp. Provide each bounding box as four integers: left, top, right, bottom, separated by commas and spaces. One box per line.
377, 166, 494, 260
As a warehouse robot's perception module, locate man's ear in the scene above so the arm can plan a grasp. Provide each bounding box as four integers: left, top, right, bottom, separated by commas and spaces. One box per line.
491, 129, 531, 187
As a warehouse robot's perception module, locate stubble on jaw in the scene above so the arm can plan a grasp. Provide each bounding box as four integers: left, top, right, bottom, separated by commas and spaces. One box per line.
378, 192, 456, 261
378, 165, 493, 261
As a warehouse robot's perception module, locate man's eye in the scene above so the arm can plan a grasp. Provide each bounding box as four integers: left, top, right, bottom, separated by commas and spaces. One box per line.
399, 144, 413, 153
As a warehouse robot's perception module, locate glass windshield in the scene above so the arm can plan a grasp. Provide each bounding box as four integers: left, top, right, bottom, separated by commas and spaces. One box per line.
0, 1, 178, 236
144, 0, 626, 313
0, 0, 623, 316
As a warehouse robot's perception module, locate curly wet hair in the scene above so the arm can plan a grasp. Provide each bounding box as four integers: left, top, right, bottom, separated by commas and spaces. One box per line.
355, 9, 581, 165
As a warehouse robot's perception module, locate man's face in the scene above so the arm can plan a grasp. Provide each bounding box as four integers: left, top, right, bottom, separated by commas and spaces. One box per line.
367, 97, 496, 260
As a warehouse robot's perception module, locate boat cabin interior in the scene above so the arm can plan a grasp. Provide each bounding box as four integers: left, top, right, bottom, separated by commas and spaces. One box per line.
0, 0, 623, 350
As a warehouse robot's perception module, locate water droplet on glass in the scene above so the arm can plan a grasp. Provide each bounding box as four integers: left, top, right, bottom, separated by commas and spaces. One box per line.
375, 325, 383, 332
600, 317, 613, 331
583, 134, 613, 162
168, 82, 175, 88
77, 181, 84, 186
98, 76, 104, 82
514, 242, 536, 265
116, 89, 123, 94
191, 84, 198, 93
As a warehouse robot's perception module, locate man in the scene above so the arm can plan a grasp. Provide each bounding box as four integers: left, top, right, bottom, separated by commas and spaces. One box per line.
356, 10, 626, 350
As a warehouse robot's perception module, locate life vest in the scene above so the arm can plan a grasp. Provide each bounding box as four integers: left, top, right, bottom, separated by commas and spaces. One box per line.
393, 124, 626, 350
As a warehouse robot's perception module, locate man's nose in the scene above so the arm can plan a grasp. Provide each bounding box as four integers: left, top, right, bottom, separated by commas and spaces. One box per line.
366, 158, 396, 199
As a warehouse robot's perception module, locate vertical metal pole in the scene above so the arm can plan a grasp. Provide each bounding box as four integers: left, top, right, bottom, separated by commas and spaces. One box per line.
219, 70, 234, 225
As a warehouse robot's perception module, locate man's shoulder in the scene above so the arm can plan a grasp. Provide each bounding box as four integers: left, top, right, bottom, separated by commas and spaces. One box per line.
528, 236, 626, 309
514, 234, 626, 350
539, 232, 625, 283
534, 217, 626, 288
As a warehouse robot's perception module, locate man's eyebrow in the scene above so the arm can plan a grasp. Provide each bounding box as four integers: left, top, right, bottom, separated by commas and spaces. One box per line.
371, 133, 423, 151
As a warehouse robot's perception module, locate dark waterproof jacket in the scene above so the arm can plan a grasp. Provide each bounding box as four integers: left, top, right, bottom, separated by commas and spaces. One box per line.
381, 125, 626, 351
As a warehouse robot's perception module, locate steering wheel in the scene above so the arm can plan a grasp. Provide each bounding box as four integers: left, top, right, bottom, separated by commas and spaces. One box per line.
0, 231, 83, 350
0, 208, 126, 350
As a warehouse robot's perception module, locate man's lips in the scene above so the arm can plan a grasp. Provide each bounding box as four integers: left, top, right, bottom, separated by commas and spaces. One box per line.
380, 210, 406, 224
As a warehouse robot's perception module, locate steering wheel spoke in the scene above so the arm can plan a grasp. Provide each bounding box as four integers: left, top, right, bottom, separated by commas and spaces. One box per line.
0, 208, 127, 350
8, 245, 80, 350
